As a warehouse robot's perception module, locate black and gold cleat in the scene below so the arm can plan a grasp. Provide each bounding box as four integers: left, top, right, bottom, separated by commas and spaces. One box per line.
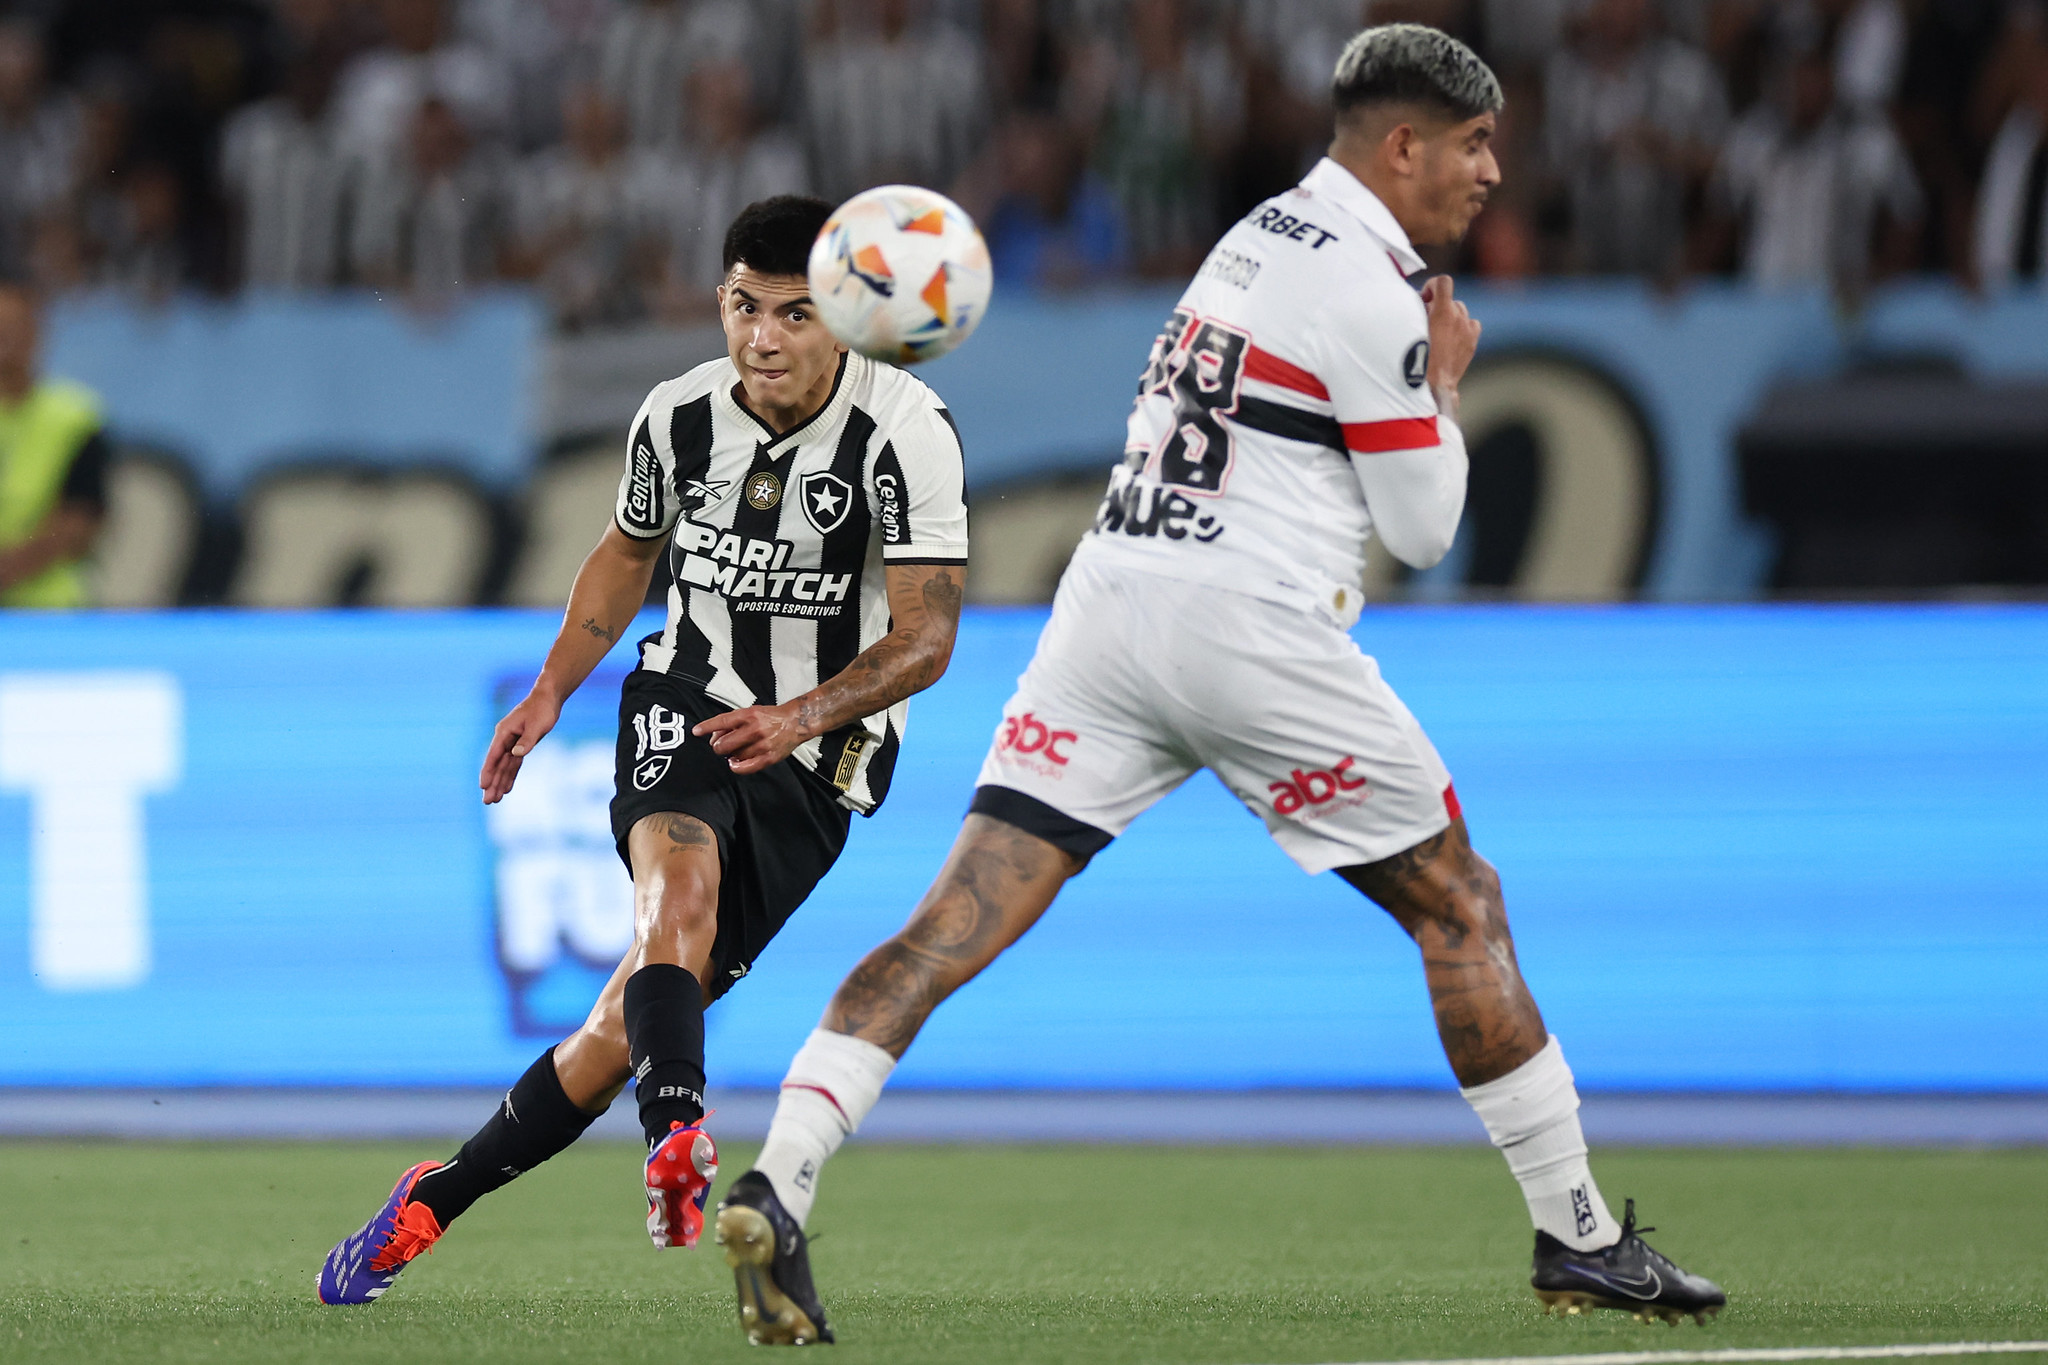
1532, 1199, 1726, 1326
715, 1172, 835, 1345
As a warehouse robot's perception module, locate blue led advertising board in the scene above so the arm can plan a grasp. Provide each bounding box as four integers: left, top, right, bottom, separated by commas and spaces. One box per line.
0, 606, 2042, 1091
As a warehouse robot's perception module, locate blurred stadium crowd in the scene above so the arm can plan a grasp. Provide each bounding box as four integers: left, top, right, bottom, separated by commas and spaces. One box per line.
0, 0, 2042, 327
5, 0, 2048, 610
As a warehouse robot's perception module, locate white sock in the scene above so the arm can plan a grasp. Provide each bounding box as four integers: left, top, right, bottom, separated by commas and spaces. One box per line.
751, 1028, 895, 1227
1461, 1035, 1618, 1250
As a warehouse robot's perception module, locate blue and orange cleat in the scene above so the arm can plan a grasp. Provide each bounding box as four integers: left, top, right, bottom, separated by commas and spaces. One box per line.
645, 1119, 719, 1248
316, 1160, 446, 1305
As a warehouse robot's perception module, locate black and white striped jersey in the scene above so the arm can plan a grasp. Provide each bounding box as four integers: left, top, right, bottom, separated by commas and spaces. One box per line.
612, 350, 969, 814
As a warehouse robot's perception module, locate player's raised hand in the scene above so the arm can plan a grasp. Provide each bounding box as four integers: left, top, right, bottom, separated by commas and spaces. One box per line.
1420, 274, 1482, 402
695, 703, 807, 775
481, 690, 563, 804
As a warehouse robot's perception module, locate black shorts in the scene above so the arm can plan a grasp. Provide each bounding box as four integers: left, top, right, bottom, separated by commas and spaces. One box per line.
610, 669, 853, 1003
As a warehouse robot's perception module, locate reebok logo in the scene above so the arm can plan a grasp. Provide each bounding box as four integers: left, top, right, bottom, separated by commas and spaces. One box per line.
1269, 756, 1368, 817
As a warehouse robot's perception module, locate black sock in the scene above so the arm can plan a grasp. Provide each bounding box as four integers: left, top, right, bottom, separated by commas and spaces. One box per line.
623, 962, 707, 1146
408, 1046, 600, 1227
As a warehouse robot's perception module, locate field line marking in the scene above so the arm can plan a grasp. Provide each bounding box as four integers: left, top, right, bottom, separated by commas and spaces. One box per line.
1304, 1341, 2048, 1365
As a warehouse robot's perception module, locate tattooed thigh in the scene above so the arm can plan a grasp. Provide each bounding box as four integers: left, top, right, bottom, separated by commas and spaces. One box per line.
626, 811, 721, 933
651, 811, 715, 851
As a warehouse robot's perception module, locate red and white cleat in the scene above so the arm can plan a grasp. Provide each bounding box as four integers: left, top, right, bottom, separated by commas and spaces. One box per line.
645, 1119, 719, 1248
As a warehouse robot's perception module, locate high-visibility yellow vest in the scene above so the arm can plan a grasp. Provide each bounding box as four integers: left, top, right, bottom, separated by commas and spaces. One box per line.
0, 380, 104, 609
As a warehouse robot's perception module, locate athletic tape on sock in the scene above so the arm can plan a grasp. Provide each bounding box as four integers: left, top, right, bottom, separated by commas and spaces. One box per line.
1461, 1036, 1616, 1249
754, 1028, 897, 1227
1460, 1035, 1579, 1148
785, 1027, 897, 1123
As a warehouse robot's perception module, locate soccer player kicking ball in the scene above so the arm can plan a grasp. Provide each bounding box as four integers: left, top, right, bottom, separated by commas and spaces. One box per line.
720, 27, 1724, 1345
316, 196, 970, 1315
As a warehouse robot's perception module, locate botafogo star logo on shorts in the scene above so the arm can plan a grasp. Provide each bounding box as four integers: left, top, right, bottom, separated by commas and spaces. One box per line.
632, 755, 671, 790
800, 471, 855, 534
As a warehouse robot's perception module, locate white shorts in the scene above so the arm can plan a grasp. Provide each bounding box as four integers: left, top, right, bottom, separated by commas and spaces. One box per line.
971, 557, 1459, 875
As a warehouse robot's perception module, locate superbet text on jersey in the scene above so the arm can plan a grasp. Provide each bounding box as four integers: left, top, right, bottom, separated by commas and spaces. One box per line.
1077, 157, 1444, 630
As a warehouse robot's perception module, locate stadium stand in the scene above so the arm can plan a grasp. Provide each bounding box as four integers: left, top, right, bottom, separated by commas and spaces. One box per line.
0, 0, 2044, 607
94, 446, 201, 607
232, 467, 494, 606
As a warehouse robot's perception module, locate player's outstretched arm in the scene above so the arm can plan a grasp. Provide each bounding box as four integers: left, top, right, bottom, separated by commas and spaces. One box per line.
481, 523, 665, 803
694, 561, 964, 775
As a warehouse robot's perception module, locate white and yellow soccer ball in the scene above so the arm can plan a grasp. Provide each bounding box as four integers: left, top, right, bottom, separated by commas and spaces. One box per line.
807, 185, 992, 365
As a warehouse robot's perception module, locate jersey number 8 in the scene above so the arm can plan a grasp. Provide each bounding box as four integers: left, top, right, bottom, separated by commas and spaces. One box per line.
1138, 308, 1250, 496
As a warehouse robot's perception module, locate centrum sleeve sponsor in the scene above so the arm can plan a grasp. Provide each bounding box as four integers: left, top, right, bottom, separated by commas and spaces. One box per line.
616, 420, 674, 537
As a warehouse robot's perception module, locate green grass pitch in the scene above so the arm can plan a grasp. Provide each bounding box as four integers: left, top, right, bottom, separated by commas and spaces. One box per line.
3, 1139, 2045, 1365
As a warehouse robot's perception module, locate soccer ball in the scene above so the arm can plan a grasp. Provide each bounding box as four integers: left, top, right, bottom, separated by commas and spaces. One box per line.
808, 185, 992, 365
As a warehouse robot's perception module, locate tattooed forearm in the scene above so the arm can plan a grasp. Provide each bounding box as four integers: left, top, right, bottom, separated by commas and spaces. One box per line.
580, 616, 617, 644
783, 564, 962, 744
921, 567, 962, 618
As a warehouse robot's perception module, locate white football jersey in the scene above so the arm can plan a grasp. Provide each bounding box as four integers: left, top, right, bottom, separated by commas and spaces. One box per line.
1071, 157, 1445, 627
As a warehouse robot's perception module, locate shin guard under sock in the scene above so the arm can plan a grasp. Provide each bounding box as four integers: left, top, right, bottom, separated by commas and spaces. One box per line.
408, 1046, 600, 1227
624, 962, 707, 1145
1461, 1035, 1618, 1250
752, 1028, 897, 1227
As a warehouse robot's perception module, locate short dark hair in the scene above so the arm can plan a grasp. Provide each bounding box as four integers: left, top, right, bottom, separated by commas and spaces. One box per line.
721, 194, 835, 278
1331, 23, 1503, 123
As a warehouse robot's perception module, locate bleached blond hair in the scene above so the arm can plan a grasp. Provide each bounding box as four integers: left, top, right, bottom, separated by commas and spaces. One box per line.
1332, 23, 1503, 122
